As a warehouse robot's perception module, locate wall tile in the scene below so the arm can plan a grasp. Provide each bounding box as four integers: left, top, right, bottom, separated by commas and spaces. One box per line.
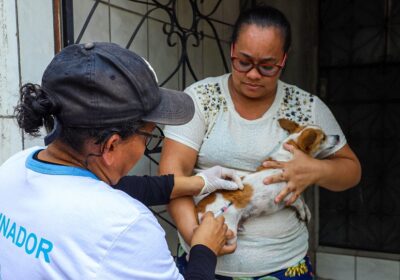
18, 0, 54, 85
356, 257, 400, 280
201, 0, 237, 43
203, 37, 230, 78
23, 127, 46, 149
221, 0, 240, 25
149, 0, 172, 24
202, 0, 223, 38
110, 5, 148, 57
316, 252, 355, 280
0, 118, 23, 164
110, 0, 147, 14
148, 18, 179, 90
74, 0, 110, 44
177, 0, 203, 87
0, 0, 20, 116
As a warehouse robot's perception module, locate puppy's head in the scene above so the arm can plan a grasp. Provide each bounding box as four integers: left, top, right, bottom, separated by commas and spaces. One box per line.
278, 118, 340, 158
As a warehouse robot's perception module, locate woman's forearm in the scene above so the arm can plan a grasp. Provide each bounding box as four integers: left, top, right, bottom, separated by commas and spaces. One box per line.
167, 197, 199, 244
316, 156, 361, 191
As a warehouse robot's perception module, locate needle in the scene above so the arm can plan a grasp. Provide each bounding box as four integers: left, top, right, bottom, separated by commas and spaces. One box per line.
214, 201, 233, 217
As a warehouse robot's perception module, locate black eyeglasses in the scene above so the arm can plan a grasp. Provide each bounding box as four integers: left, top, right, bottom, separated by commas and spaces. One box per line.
136, 126, 165, 154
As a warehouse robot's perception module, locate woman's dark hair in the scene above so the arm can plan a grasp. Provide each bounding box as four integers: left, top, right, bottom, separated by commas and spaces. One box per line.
15, 83, 57, 136
231, 5, 292, 53
15, 83, 140, 153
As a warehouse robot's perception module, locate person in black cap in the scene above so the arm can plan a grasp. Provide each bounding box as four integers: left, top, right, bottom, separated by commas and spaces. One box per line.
0, 42, 242, 280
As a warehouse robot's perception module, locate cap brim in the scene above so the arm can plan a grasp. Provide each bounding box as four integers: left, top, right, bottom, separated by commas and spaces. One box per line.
141, 88, 195, 125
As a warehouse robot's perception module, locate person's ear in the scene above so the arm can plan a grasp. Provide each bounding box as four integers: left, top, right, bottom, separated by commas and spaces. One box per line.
101, 134, 122, 166
230, 44, 234, 57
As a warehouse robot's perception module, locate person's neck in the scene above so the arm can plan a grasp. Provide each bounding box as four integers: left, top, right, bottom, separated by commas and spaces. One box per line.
228, 77, 277, 120
39, 142, 115, 185
39, 141, 86, 168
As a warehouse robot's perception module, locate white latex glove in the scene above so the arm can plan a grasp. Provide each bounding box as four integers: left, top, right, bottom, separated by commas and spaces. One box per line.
196, 166, 244, 195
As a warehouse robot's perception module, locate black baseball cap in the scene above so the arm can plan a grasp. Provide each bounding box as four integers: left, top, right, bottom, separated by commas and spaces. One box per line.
41, 42, 194, 140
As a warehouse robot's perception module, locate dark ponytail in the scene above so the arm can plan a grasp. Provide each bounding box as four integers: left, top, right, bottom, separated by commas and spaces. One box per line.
15, 83, 59, 136
231, 5, 292, 53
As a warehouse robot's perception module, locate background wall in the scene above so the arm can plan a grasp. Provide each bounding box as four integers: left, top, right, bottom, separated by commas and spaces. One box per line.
0, 0, 54, 163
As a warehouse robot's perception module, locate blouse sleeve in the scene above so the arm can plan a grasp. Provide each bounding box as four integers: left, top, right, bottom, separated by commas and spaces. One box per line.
313, 96, 347, 154
163, 87, 207, 152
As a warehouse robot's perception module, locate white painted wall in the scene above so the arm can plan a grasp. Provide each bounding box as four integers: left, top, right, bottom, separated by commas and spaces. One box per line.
0, 0, 22, 163
0, 0, 54, 163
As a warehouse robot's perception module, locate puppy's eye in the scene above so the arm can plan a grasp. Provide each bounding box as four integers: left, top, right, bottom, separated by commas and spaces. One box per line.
322, 135, 326, 141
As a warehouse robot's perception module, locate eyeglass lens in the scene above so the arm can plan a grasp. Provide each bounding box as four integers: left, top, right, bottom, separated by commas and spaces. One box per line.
232, 58, 280, 76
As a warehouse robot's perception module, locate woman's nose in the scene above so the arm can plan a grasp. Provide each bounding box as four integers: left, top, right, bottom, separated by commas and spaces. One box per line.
246, 66, 262, 80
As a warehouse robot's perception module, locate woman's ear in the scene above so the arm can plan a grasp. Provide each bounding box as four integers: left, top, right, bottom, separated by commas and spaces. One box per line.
101, 134, 122, 166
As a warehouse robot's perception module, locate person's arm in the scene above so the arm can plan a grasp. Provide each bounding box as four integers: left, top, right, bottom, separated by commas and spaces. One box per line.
185, 245, 217, 279
114, 175, 174, 206
263, 143, 361, 205
114, 170, 241, 206
185, 212, 233, 279
114, 175, 204, 206
159, 138, 199, 246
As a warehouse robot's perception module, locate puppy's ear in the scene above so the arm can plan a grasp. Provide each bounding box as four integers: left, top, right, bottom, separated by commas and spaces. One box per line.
286, 139, 300, 150
297, 129, 317, 154
278, 118, 300, 134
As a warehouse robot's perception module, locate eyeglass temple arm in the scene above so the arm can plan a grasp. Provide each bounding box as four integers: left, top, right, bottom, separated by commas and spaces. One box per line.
279, 53, 288, 67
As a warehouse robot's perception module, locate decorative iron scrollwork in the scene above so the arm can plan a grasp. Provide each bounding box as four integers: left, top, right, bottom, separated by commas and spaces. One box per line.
72, 0, 234, 89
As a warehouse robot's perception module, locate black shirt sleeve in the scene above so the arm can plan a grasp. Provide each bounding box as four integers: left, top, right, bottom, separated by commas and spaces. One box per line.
113, 175, 174, 206
185, 245, 217, 280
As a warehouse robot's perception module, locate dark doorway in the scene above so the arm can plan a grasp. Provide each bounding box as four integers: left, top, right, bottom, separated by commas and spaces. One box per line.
318, 0, 400, 254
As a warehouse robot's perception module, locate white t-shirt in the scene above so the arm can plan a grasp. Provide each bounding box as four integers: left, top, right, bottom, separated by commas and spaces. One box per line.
0, 147, 183, 280
164, 74, 346, 277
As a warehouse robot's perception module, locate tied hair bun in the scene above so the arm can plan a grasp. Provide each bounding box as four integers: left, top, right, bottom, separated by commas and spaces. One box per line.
15, 83, 58, 136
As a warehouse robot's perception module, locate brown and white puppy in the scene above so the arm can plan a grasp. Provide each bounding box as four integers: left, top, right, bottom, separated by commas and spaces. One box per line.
196, 118, 340, 242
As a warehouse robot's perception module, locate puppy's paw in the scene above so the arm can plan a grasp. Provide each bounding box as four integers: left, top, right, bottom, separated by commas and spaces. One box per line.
291, 198, 311, 223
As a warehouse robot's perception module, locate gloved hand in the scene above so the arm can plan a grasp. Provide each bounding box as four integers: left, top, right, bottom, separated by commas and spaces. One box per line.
196, 166, 244, 195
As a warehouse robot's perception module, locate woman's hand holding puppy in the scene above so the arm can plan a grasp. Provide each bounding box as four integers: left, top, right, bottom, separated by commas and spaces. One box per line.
262, 142, 361, 205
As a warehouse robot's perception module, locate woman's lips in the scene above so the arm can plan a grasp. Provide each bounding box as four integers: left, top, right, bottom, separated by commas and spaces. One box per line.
243, 82, 262, 90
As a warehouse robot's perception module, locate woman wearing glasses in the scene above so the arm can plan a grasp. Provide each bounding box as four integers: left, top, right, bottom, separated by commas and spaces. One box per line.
160, 6, 361, 280
0, 43, 243, 279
